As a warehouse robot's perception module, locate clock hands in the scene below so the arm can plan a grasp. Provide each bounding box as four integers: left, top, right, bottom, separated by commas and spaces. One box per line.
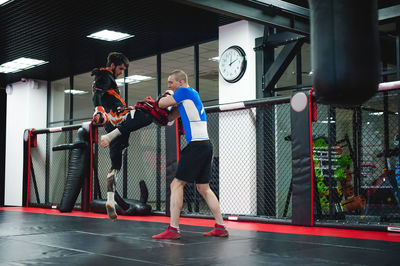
229, 58, 238, 66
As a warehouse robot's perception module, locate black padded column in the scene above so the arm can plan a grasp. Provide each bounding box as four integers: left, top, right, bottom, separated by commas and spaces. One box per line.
290, 91, 314, 226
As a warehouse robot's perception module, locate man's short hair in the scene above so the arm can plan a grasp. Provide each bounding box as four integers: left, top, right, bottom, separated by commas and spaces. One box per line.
106, 52, 129, 68
169, 69, 188, 83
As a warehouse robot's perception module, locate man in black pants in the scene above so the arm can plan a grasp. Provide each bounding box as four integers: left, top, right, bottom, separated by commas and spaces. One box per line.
91, 52, 154, 221
152, 70, 228, 239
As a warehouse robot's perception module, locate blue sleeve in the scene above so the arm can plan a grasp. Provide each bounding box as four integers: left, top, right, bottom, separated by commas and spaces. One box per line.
172, 87, 190, 103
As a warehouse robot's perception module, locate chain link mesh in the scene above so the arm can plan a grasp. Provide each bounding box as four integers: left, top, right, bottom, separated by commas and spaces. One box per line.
313, 91, 400, 225
360, 91, 400, 223
27, 91, 400, 226
95, 124, 166, 212
29, 130, 81, 207
179, 103, 292, 220
28, 101, 293, 222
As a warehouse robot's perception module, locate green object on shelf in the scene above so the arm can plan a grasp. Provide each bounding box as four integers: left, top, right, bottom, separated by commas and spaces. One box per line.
337, 155, 352, 168
315, 168, 324, 182
317, 181, 329, 196
334, 168, 346, 181
315, 168, 322, 177
336, 185, 342, 196
314, 138, 328, 149
320, 196, 330, 212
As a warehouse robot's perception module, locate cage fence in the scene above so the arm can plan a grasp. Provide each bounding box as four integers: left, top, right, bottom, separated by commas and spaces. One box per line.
94, 124, 166, 212
174, 102, 293, 221
312, 90, 400, 225
28, 129, 81, 208
27, 98, 294, 222
27, 90, 400, 227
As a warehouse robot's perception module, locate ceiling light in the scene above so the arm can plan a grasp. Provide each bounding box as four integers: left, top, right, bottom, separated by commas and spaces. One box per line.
369, 112, 383, 116
0, 66, 16, 73
64, 89, 88, 95
116, 75, 154, 86
0, 0, 13, 6
87, 30, 134, 42
0, 57, 48, 73
209, 56, 220, 62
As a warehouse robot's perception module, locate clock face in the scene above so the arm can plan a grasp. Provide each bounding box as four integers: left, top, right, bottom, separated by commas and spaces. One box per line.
219, 45, 247, 83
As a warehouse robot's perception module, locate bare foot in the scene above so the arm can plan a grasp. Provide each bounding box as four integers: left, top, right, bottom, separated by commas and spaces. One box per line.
100, 135, 110, 148
105, 202, 118, 221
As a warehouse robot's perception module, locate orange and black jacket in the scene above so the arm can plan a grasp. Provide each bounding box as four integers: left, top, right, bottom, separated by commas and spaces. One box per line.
91, 68, 130, 125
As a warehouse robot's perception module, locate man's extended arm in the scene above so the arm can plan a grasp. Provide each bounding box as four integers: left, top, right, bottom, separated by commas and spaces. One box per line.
167, 107, 180, 122
158, 90, 180, 122
158, 94, 177, 109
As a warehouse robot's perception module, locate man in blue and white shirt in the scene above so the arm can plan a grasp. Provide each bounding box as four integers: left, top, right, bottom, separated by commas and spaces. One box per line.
152, 70, 228, 239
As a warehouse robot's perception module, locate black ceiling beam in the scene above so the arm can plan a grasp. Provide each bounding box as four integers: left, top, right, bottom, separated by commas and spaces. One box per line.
174, 0, 310, 35
264, 31, 307, 47
254, 31, 307, 52
263, 39, 305, 93
250, 0, 309, 18
176, 0, 400, 37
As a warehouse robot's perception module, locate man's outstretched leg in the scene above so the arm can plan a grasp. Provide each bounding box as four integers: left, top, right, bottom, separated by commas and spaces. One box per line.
106, 169, 119, 221
101, 128, 121, 148
101, 109, 152, 148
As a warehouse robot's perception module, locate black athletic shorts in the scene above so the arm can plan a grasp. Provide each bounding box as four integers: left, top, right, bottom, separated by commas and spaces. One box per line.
176, 140, 213, 184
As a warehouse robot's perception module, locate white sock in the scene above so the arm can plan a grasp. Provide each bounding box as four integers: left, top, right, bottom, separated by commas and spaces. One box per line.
170, 224, 180, 232
103, 129, 122, 143
107, 192, 115, 205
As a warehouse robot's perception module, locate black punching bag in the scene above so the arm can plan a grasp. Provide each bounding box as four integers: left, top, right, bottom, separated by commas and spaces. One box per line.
309, 0, 380, 106
58, 128, 90, 212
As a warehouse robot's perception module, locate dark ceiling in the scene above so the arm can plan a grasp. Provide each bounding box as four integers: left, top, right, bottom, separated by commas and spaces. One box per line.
1, 0, 400, 86
0, 0, 236, 85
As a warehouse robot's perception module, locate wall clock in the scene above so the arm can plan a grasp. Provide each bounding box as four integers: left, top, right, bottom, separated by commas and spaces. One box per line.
219, 45, 247, 83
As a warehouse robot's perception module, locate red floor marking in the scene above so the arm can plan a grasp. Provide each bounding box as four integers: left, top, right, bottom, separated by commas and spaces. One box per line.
1, 207, 400, 242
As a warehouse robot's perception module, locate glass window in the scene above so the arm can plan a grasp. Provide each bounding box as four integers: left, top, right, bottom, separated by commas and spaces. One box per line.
275, 45, 296, 90
73, 71, 93, 121
49, 77, 70, 125
301, 43, 312, 86
124, 56, 161, 206
275, 42, 312, 97
161, 46, 194, 93
127, 56, 157, 105
199, 40, 219, 158
199, 40, 219, 106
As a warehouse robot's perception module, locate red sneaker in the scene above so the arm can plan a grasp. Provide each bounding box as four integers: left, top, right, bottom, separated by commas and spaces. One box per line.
152, 225, 181, 239
203, 223, 229, 237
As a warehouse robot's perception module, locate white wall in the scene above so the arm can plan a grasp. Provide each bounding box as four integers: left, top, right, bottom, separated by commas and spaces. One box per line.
218, 20, 264, 215
219, 20, 263, 104
5, 79, 47, 206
